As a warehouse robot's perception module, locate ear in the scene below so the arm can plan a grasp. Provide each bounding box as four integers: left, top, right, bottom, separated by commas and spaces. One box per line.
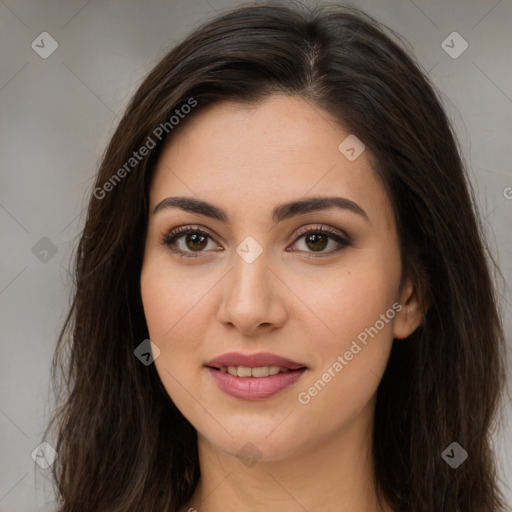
393, 275, 426, 340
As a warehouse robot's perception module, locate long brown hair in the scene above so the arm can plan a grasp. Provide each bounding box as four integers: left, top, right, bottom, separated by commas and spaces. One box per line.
42, 2, 508, 511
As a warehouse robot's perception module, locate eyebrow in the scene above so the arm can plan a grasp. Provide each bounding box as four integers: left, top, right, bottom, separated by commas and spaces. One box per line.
152, 195, 369, 224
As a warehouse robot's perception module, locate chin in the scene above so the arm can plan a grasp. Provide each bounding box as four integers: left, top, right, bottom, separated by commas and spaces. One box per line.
196, 418, 309, 463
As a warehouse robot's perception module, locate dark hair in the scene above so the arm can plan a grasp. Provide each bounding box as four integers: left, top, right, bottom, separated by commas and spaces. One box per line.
43, 2, 508, 511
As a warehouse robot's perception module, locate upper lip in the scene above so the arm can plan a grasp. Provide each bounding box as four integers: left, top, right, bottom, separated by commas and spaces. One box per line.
205, 352, 307, 370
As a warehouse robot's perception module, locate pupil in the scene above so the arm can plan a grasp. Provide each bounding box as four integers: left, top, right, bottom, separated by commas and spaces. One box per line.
187, 233, 207, 251
307, 233, 327, 251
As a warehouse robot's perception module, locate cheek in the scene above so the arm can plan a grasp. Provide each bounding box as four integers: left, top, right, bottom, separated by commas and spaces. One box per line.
290, 245, 400, 405
290, 255, 399, 346
295, 269, 396, 422
140, 255, 211, 357
141, 257, 211, 414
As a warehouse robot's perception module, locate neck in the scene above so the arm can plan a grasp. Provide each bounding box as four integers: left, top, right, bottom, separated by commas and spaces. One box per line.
182, 397, 393, 512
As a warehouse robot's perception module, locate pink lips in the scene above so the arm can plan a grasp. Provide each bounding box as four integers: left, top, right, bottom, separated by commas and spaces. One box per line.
205, 351, 308, 400
205, 351, 306, 370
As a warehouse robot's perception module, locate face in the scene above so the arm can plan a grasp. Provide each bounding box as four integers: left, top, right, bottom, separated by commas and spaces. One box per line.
140, 94, 422, 461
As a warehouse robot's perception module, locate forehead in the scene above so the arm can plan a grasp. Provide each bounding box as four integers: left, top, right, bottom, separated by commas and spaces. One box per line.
149, 95, 395, 229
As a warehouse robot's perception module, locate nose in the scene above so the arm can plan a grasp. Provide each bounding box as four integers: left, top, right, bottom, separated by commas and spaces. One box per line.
217, 252, 288, 336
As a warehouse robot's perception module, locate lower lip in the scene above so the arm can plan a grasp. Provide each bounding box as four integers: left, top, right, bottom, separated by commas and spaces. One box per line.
207, 367, 307, 400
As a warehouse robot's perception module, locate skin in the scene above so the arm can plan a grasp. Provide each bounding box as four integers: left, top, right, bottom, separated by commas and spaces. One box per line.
140, 94, 424, 512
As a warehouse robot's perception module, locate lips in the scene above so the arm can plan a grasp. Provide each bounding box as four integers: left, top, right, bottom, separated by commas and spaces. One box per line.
205, 352, 308, 400
205, 352, 307, 370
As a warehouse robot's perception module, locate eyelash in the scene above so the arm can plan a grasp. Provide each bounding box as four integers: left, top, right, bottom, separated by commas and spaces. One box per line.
160, 224, 351, 259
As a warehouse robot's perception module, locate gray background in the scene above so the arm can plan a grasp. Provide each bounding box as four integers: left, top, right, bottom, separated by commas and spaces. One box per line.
1, 0, 511, 510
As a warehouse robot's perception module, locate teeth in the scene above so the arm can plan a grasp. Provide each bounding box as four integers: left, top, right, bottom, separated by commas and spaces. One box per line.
269, 366, 281, 375
251, 366, 270, 377
222, 365, 293, 377
237, 366, 252, 377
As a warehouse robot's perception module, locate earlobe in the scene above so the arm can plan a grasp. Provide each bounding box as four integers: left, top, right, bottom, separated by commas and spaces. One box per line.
393, 278, 426, 340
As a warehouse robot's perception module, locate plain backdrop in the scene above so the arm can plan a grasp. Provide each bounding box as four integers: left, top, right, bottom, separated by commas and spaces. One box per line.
1, 0, 511, 510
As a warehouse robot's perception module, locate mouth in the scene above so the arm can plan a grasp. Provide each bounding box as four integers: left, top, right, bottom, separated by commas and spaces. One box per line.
207, 365, 302, 377
205, 351, 307, 372
204, 352, 308, 400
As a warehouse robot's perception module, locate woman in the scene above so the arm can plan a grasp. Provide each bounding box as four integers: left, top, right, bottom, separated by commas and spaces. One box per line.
43, 2, 508, 511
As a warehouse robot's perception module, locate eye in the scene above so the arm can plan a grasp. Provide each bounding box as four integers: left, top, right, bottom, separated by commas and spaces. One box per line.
288, 225, 351, 258
160, 224, 351, 259
161, 225, 220, 258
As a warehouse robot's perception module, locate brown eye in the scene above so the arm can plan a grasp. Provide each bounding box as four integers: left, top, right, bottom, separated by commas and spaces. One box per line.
162, 226, 219, 258
161, 224, 350, 260
289, 226, 351, 258
304, 232, 329, 252
184, 232, 208, 251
